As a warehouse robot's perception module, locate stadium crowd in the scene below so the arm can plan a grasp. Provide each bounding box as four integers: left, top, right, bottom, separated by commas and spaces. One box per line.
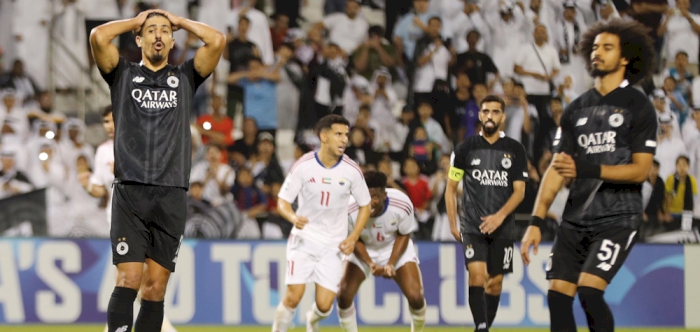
0, 0, 699, 241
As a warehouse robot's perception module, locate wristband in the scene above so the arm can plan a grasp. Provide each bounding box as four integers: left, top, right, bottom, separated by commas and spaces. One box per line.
529, 216, 546, 229
574, 159, 601, 179
86, 183, 94, 193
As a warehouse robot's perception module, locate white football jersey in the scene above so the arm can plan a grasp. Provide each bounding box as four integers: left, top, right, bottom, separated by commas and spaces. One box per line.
348, 188, 417, 251
279, 152, 371, 248
89, 139, 114, 224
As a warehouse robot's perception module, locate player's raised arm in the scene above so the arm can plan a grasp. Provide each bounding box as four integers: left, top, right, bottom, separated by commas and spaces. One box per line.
161, 11, 225, 77
90, 10, 154, 74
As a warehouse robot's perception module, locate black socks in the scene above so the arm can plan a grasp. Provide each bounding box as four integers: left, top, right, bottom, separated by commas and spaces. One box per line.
548, 290, 577, 332
578, 286, 614, 332
134, 298, 165, 332
469, 286, 489, 331
485, 293, 500, 327
107, 287, 137, 332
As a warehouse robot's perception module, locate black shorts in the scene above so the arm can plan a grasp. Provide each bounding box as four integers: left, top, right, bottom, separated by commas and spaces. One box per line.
111, 182, 187, 272
461, 233, 515, 276
546, 224, 639, 284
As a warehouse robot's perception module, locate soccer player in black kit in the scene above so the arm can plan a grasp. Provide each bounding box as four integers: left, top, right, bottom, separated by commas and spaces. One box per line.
445, 94, 528, 332
520, 19, 657, 332
90, 9, 225, 332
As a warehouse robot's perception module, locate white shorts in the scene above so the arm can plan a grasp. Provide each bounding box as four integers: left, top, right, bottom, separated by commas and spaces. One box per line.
285, 234, 345, 293
348, 239, 420, 279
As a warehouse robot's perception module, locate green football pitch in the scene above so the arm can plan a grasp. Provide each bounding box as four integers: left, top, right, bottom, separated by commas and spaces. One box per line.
0, 326, 697, 332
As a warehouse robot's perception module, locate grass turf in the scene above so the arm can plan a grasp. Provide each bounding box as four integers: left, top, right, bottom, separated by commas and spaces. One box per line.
0, 326, 697, 332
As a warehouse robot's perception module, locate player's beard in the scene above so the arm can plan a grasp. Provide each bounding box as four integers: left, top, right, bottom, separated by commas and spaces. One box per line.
589, 60, 622, 78
149, 52, 166, 65
481, 120, 500, 136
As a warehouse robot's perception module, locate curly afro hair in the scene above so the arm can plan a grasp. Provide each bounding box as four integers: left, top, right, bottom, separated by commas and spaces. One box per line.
577, 18, 656, 85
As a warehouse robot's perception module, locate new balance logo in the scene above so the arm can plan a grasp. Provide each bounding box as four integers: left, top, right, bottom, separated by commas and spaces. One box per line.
132, 76, 145, 83
576, 118, 588, 126
115, 325, 129, 332
597, 262, 612, 271
477, 322, 487, 330
471, 159, 481, 165
308, 178, 316, 183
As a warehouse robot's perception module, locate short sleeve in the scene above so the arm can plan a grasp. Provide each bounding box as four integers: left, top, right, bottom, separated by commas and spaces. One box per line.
181, 58, 209, 92
278, 167, 304, 203
398, 207, 417, 235
551, 46, 562, 71
449, 142, 468, 181
100, 57, 128, 86
665, 175, 674, 193
510, 140, 529, 182
89, 147, 105, 186
351, 174, 371, 207
552, 105, 576, 155
484, 55, 498, 74
629, 98, 658, 154
323, 13, 342, 30
189, 162, 207, 183
450, 143, 468, 170
514, 48, 528, 67
224, 168, 236, 187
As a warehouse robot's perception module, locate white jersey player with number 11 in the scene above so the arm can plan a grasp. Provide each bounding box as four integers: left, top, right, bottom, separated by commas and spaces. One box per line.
273, 114, 372, 332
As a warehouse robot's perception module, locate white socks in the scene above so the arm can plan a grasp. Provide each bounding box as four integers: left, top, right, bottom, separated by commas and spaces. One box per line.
272, 303, 296, 332
409, 300, 427, 332
306, 302, 331, 332
161, 314, 177, 332
338, 303, 358, 332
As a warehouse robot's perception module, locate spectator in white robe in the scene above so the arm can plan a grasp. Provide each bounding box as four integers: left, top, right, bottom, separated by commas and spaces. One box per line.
652, 89, 682, 139
486, 1, 531, 78
0, 89, 30, 147
313, 0, 369, 56
447, 1, 492, 55
197, 0, 230, 36
59, 118, 95, 175
658, 0, 700, 70
28, 139, 73, 237
11, 0, 52, 89
229, 1, 275, 65
555, 1, 590, 96
0, 147, 33, 200
656, 114, 688, 180
368, 68, 399, 128
52, 1, 90, 90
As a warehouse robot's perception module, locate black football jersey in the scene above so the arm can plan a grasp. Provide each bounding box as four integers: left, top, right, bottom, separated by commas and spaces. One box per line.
553, 82, 658, 230
451, 133, 529, 240
101, 57, 207, 188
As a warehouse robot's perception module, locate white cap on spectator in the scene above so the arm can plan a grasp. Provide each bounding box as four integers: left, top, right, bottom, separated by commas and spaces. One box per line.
564, 0, 576, 9
258, 132, 274, 143
285, 28, 306, 42
659, 114, 673, 124
350, 75, 370, 90
652, 89, 666, 99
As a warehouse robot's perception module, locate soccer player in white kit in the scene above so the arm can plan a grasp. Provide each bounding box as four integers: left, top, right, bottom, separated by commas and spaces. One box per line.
273, 114, 372, 332
78, 106, 177, 332
337, 171, 426, 332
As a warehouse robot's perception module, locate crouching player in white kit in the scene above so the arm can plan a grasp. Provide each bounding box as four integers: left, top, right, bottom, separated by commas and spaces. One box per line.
78, 106, 177, 332
272, 114, 372, 332
337, 171, 426, 332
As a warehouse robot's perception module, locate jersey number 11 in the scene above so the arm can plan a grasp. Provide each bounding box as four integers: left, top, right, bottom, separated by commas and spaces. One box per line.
320, 191, 330, 206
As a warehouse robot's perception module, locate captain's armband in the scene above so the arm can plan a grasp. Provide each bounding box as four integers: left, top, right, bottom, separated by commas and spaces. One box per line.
448, 166, 465, 181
